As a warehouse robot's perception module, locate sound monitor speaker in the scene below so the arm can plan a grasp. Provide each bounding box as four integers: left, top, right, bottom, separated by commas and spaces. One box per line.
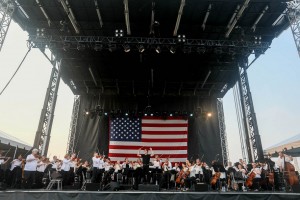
103, 182, 120, 191
195, 183, 209, 192
291, 185, 300, 193
85, 183, 100, 191
138, 184, 159, 191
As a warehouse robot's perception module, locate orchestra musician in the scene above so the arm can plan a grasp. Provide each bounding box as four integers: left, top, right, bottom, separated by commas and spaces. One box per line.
36, 156, 47, 188
9, 155, 23, 188
0, 150, 11, 183
23, 148, 39, 189
61, 154, 72, 186
277, 151, 293, 172
121, 157, 132, 184
91, 152, 100, 183
159, 158, 172, 189
137, 147, 154, 183
184, 160, 197, 190
247, 162, 262, 191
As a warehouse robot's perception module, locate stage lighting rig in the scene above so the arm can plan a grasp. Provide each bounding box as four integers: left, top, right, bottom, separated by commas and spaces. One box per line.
155, 46, 161, 53
177, 34, 186, 43
123, 44, 131, 52
115, 29, 124, 37
137, 44, 145, 53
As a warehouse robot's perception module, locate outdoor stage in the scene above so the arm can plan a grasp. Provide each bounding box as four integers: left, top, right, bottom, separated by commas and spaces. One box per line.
1, 190, 300, 200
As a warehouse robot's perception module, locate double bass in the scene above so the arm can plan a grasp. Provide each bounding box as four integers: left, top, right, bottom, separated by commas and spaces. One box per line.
284, 161, 299, 186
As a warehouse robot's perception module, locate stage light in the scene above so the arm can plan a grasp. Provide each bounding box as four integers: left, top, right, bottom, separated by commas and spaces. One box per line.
155, 46, 161, 54
115, 29, 124, 37
108, 44, 117, 52
144, 113, 148, 116
170, 46, 176, 54
207, 112, 212, 117
190, 113, 193, 117
138, 44, 145, 53
104, 112, 108, 116
125, 113, 128, 116
170, 113, 173, 116
177, 34, 186, 43
85, 111, 89, 115
150, 113, 153, 116
123, 44, 131, 52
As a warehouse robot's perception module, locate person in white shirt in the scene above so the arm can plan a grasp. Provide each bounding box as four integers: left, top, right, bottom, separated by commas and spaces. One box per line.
152, 155, 162, 169
24, 148, 39, 188
9, 155, 23, 188
61, 154, 71, 186
91, 152, 100, 183
277, 151, 293, 172
160, 158, 173, 189
248, 162, 262, 191
36, 156, 47, 188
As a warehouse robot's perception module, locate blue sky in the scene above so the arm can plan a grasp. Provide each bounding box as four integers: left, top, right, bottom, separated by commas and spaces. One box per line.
0, 21, 299, 161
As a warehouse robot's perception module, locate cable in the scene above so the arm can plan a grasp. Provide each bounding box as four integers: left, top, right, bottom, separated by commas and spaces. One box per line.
0, 46, 32, 96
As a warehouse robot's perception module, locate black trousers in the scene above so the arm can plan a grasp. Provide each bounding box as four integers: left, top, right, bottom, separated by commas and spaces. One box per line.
24, 171, 36, 189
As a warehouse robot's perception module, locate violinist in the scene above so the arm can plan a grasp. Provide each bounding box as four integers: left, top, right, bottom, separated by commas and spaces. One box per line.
153, 155, 162, 169
91, 152, 101, 183
159, 158, 172, 189
9, 155, 23, 188
36, 156, 47, 188
121, 158, 132, 184
0, 150, 11, 182
23, 148, 39, 189
61, 154, 72, 186
195, 159, 204, 182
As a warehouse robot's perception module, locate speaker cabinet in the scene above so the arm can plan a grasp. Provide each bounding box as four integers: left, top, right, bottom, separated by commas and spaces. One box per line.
138, 184, 159, 191
194, 183, 209, 192
85, 183, 100, 191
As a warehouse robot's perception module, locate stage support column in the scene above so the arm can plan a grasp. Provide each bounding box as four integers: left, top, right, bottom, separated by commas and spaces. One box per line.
216, 98, 229, 167
66, 95, 81, 154
33, 58, 61, 156
0, 0, 14, 52
237, 60, 264, 163
287, 0, 300, 58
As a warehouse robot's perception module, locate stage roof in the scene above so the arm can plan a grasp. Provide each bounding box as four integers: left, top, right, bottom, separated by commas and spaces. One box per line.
9, 0, 291, 98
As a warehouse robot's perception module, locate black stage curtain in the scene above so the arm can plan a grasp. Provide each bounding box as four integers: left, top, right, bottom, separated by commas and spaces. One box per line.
74, 95, 223, 164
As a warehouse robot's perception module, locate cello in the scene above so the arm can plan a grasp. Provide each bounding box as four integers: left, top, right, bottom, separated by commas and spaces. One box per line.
245, 171, 256, 187
284, 162, 299, 186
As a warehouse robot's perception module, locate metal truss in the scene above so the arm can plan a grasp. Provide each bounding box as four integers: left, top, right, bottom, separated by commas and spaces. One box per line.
216, 98, 229, 167
66, 95, 81, 154
237, 61, 264, 163
28, 35, 270, 55
0, 0, 14, 52
34, 59, 61, 156
287, 0, 300, 58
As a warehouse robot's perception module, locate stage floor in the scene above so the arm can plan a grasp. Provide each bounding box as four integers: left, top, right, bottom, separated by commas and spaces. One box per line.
0, 190, 300, 200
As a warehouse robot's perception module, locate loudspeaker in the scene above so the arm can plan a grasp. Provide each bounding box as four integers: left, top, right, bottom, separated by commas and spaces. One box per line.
138, 184, 159, 191
103, 182, 120, 191
85, 183, 100, 191
291, 185, 300, 193
195, 183, 209, 192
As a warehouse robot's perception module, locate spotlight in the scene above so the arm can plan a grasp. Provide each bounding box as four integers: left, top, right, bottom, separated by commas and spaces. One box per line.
170, 46, 176, 54
190, 113, 193, 117
138, 44, 145, 53
85, 111, 89, 115
125, 113, 128, 116
144, 113, 148, 116
155, 46, 161, 54
150, 113, 153, 116
104, 112, 108, 116
207, 112, 212, 117
177, 34, 186, 43
115, 29, 124, 37
123, 44, 131, 52
170, 113, 173, 116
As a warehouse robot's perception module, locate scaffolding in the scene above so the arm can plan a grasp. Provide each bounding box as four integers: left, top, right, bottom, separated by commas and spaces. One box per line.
217, 98, 229, 166
0, 0, 14, 52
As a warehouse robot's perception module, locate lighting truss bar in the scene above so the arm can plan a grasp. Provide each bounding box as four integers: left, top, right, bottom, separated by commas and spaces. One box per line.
29, 35, 270, 50
0, 0, 14, 52
202, 4, 212, 31
227, 4, 240, 29
94, 0, 103, 28
225, 0, 250, 38
123, 0, 131, 35
251, 5, 269, 32
217, 98, 229, 167
66, 95, 80, 154
59, 0, 80, 34
173, 0, 185, 36
34, 60, 61, 156
35, 0, 51, 26
201, 70, 211, 89
88, 67, 98, 87
149, 0, 155, 35
287, 1, 300, 57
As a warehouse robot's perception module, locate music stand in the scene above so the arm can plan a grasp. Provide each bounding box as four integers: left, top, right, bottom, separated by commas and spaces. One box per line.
153, 168, 162, 185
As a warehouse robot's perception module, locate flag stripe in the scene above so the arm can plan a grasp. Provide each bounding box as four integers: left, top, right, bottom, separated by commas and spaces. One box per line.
109, 157, 187, 163
109, 141, 187, 147
142, 124, 188, 127
142, 127, 187, 131
109, 145, 188, 150
108, 153, 187, 158
141, 131, 187, 135
109, 149, 187, 154
141, 138, 188, 143
142, 119, 188, 124
142, 134, 187, 139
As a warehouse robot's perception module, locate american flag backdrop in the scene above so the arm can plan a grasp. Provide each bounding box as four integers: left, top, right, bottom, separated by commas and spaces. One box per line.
108, 116, 188, 163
